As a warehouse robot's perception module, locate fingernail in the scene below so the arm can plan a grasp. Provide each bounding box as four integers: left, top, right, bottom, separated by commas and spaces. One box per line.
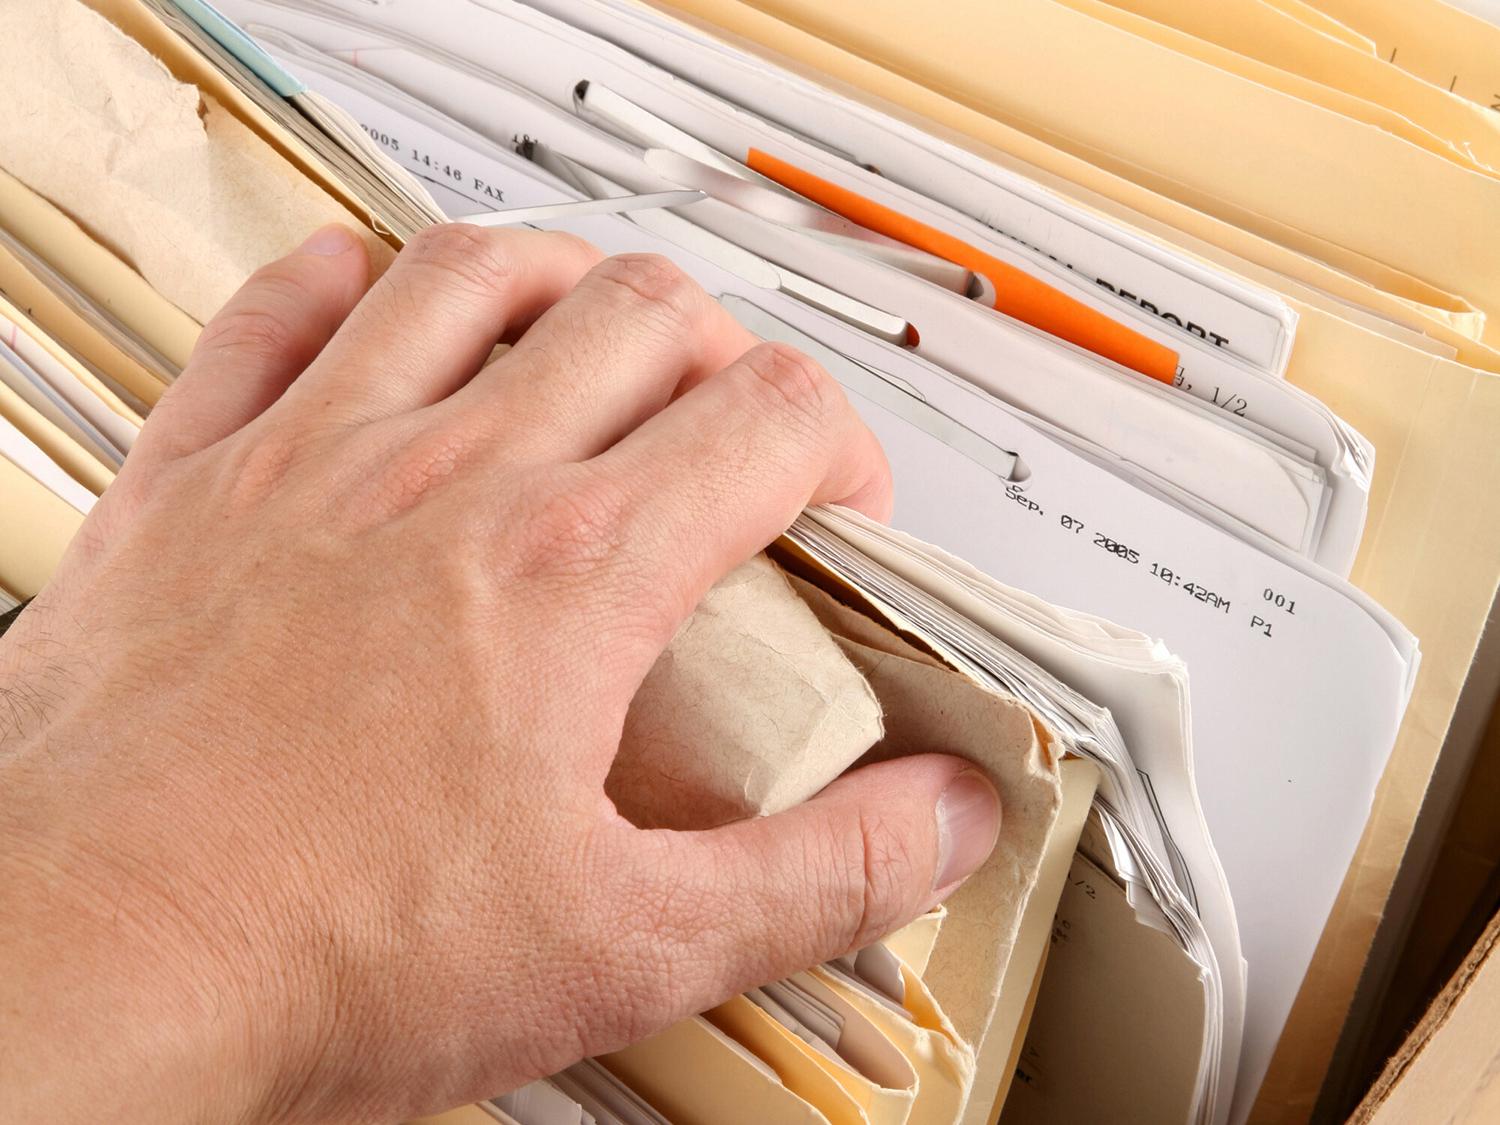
933, 770, 1002, 892
298, 224, 357, 256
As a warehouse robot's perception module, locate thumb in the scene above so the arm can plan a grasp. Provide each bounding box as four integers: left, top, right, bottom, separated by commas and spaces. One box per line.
648, 754, 1001, 1008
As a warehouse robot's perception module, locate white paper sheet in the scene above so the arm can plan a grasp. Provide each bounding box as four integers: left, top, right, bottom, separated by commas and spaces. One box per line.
0, 414, 97, 515
224, 1, 1352, 570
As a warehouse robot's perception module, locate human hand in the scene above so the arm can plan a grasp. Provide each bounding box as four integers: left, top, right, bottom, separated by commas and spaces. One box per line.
0, 223, 1002, 1123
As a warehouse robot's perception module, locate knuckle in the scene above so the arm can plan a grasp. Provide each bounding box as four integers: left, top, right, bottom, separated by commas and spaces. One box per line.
248, 261, 321, 312
588, 253, 697, 326
507, 468, 634, 582
738, 342, 838, 427
401, 222, 522, 301
592, 252, 692, 301
371, 426, 476, 515
846, 807, 921, 949
221, 428, 303, 509
193, 305, 298, 368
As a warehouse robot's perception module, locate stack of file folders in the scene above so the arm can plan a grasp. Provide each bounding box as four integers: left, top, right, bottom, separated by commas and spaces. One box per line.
5, 1, 1500, 1123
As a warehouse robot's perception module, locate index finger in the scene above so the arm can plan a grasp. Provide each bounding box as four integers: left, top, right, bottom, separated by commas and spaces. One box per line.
576, 338, 891, 650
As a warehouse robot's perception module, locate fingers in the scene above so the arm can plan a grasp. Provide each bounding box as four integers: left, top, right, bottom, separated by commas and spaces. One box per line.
625, 756, 1001, 1015
279, 224, 602, 426
127, 225, 370, 472
443, 253, 758, 463
572, 340, 893, 635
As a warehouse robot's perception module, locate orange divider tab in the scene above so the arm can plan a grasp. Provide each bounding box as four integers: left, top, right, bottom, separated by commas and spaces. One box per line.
747, 148, 1179, 383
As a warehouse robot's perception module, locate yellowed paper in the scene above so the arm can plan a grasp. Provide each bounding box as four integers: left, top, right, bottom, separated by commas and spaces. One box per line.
970, 758, 1099, 1125
0, 164, 199, 372
609, 553, 884, 830
705, 994, 869, 1125
885, 909, 945, 978
602, 1015, 832, 1125
1002, 850, 1207, 1125
699, 0, 1500, 324
0, 456, 85, 598
786, 567, 1068, 1104
0, 293, 143, 431
812, 962, 974, 1125
0, 242, 166, 409
1093, 0, 1500, 172
0, 0, 392, 325
840, 639, 1060, 1105
1297, 0, 1500, 113
84, 0, 410, 246
0, 382, 113, 496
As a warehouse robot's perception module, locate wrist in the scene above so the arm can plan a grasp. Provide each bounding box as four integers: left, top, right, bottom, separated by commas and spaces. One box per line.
0, 721, 329, 1124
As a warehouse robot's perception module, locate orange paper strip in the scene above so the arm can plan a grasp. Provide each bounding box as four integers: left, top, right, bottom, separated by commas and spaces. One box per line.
747, 147, 1179, 383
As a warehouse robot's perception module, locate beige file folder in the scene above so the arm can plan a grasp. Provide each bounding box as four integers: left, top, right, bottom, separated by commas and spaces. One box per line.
0, 164, 199, 372
1051, 6, 1458, 174
638, 3, 1500, 1119
602, 1015, 833, 1124
706, 994, 871, 1125
0, 456, 85, 598
1262, 0, 1372, 50
1090, 0, 1500, 172
1299, 0, 1500, 112
83, 0, 404, 254
0, 239, 167, 409
652, 0, 1500, 344
0, 294, 143, 432
687, 0, 1500, 328
0, 382, 113, 496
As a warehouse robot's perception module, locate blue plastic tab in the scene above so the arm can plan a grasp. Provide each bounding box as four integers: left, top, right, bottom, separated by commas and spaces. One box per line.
168, 0, 306, 97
